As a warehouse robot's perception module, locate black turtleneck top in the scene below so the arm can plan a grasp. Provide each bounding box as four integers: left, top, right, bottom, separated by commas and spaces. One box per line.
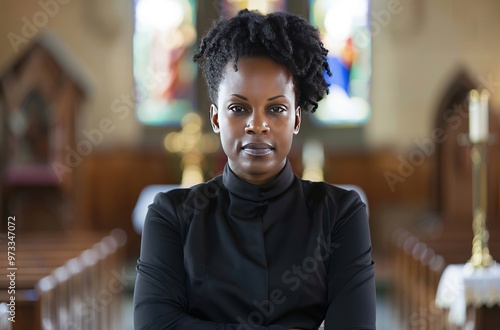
134, 161, 376, 329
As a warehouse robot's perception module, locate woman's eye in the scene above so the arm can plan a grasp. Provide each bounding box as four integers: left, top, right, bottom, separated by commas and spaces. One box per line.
229, 105, 245, 113
269, 106, 286, 113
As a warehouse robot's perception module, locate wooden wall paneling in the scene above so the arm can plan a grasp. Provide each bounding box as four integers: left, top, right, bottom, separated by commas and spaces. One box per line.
80, 149, 178, 257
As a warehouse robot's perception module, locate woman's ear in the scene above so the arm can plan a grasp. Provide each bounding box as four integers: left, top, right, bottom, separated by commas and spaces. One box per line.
210, 104, 220, 133
293, 106, 301, 135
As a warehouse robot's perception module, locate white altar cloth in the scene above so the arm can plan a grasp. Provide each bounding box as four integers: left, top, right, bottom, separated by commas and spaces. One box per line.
435, 264, 500, 326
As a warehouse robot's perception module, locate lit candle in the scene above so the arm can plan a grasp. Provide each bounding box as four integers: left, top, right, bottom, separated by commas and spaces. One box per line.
479, 89, 490, 142
469, 90, 481, 143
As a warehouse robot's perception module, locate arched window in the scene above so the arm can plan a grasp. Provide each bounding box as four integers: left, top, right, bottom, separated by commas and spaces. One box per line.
309, 0, 371, 126
133, 0, 197, 126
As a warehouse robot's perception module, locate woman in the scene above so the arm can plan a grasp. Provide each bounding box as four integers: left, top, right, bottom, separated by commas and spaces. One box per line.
134, 9, 376, 330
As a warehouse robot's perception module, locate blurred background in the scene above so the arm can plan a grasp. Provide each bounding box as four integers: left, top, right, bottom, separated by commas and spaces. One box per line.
1, 0, 500, 329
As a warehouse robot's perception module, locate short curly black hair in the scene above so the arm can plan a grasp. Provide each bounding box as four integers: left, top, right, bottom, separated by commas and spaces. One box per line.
193, 9, 331, 113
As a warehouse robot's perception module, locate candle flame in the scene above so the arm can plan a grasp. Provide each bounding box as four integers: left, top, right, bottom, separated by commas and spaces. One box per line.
469, 89, 479, 101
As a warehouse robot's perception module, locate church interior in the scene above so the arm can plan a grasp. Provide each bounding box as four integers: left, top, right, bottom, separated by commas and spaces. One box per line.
1, 0, 500, 329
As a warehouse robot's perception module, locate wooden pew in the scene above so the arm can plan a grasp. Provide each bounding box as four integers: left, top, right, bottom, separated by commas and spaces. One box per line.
391, 229, 412, 326
392, 228, 500, 330
392, 230, 453, 330
36, 276, 57, 330
0, 229, 127, 330
398, 233, 419, 326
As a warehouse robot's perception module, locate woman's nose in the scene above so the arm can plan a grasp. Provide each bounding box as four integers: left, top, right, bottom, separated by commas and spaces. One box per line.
245, 116, 270, 134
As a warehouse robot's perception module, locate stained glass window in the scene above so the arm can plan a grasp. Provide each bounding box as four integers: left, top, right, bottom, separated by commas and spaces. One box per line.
133, 0, 197, 126
220, 0, 286, 17
310, 0, 371, 126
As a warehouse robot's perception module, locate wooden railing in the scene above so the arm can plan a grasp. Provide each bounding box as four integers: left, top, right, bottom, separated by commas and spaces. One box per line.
0, 229, 127, 330
391, 228, 500, 330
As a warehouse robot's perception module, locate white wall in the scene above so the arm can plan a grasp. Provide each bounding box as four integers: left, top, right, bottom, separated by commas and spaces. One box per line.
368, 0, 500, 149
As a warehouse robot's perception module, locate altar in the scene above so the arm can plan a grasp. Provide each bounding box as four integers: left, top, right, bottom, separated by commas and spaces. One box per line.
436, 264, 500, 329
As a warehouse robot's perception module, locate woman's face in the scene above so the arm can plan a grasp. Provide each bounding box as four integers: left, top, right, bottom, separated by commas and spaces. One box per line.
211, 56, 301, 185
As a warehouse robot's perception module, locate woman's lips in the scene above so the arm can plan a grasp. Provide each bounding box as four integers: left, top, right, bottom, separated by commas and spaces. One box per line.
242, 143, 273, 156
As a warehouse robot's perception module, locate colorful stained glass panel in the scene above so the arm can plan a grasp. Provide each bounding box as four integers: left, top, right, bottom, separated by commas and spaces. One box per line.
134, 0, 197, 125
310, 0, 371, 126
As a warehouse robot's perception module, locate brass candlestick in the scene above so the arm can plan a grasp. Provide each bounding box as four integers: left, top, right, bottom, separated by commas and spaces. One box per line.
466, 89, 495, 269
468, 142, 494, 268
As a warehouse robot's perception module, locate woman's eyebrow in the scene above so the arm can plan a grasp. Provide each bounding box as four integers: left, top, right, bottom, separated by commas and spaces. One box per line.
230, 94, 248, 100
229, 94, 287, 101
267, 95, 286, 101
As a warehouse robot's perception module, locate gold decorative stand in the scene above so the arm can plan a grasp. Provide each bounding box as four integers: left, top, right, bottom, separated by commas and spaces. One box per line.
466, 89, 495, 269
467, 141, 494, 268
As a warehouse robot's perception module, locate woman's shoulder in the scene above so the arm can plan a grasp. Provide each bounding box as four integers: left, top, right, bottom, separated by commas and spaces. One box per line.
148, 176, 224, 223
155, 177, 222, 201
299, 179, 366, 217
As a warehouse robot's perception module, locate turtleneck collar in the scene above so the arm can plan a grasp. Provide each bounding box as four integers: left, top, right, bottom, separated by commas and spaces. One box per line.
222, 160, 295, 202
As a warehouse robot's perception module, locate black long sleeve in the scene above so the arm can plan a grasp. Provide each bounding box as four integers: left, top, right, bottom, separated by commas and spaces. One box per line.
134, 193, 287, 329
134, 161, 376, 329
